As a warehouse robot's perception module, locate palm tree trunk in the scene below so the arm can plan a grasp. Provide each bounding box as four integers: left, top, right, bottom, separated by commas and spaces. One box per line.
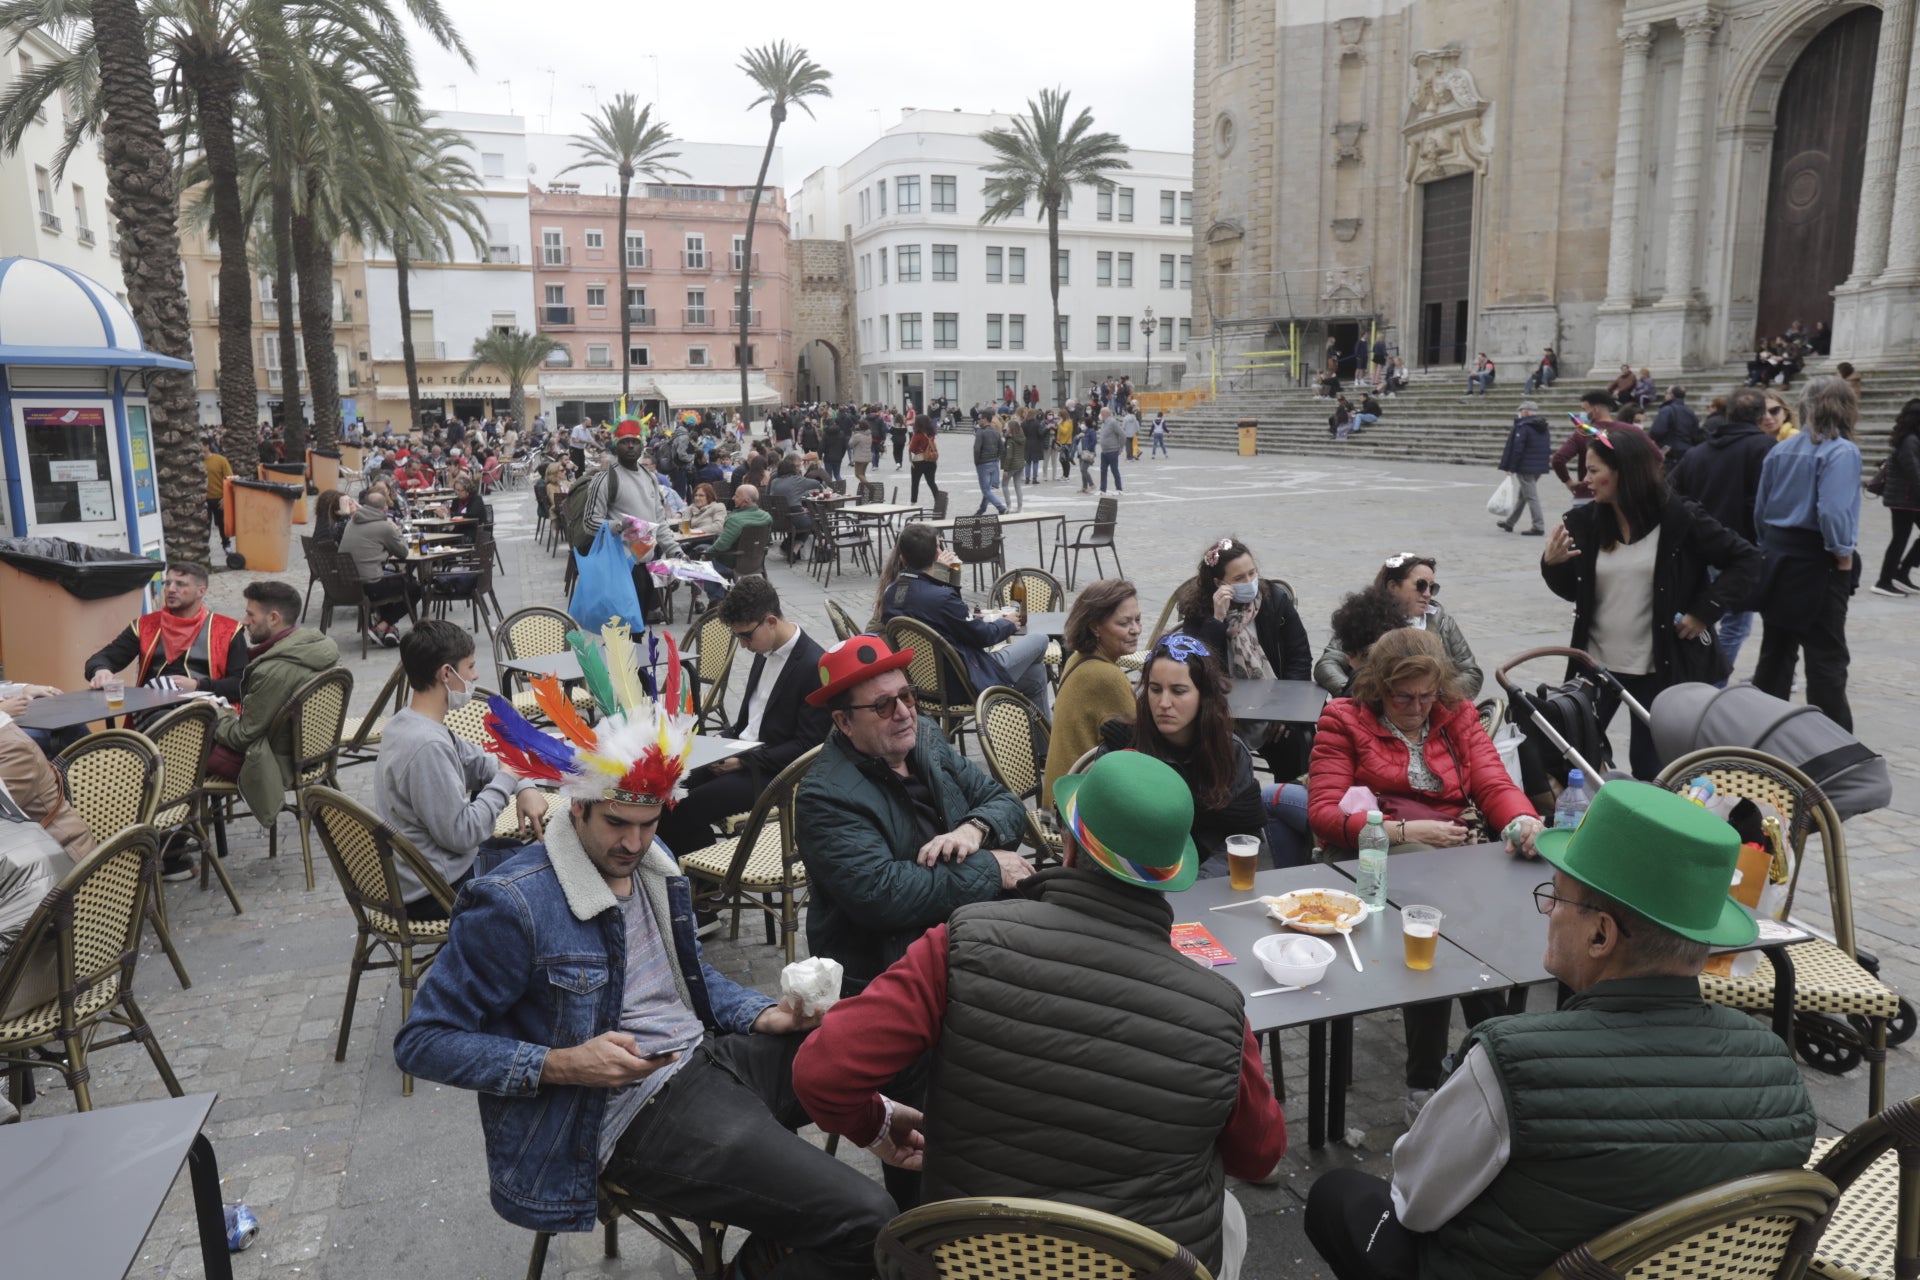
192, 64, 258, 465
618, 174, 631, 407
1048, 204, 1065, 409
291, 173, 341, 450
270, 171, 302, 446
395, 241, 422, 437
741, 111, 782, 426
93, 0, 203, 563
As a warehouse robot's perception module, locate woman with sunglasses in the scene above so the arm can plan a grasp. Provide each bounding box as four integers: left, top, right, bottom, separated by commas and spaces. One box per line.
1762, 387, 1801, 441
1090, 634, 1269, 877
1542, 424, 1761, 776
1313, 554, 1482, 698
1178, 537, 1313, 775
1040, 579, 1142, 805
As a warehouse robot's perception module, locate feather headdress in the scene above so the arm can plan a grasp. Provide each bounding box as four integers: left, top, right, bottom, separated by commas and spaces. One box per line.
483, 621, 697, 806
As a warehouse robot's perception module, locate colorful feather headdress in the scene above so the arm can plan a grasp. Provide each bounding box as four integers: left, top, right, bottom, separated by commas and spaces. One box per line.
483, 621, 698, 806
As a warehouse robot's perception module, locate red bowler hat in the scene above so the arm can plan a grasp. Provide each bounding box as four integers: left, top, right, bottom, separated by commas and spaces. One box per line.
807, 634, 915, 706
613, 418, 645, 439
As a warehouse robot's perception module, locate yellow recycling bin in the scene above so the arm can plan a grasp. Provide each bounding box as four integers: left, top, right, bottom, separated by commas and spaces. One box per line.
1237, 419, 1258, 457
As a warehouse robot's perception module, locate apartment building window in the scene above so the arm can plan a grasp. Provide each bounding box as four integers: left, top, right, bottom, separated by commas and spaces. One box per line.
1160, 190, 1176, 224
933, 312, 958, 349
897, 244, 921, 282
859, 256, 871, 289
898, 312, 922, 349
544, 284, 565, 305
859, 189, 871, 223
931, 244, 957, 281
1160, 320, 1175, 351
34, 166, 55, 229
491, 310, 516, 336
1008, 314, 1025, 350
734, 343, 756, 367
261, 333, 284, 373
629, 345, 650, 366
1118, 187, 1134, 222
881, 315, 890, 350
542, 229, 564, 266
996, 370, 1020, 397
1180, 193, 1193, 225
1059, 191, 1071, 220
986, 246, 1002, 283
986, 314, 1003, 349
1160, 254, 1176, 289
879, 246, 888, 284
931, 174, 956, 213
627, 286, 648, 315
688, 346, 709, 366
587, 344, 611, 367
1008, 248, 1026, 284
1055, 250, 1069, 285
732, 235, 748, 271
1221, 0, 1239, 60
585, 229, 604, 249
1117, 253, 1134, 288
625, 232, 645, 268
546, 344, 571, 367
1097, 252, 1112, 287
1096, 316, 1112, 350
1179, 255, 1193, 289
20, 55, 43, 123
684, 235, 706, 269
1178, 318, 1192, 347
1057, 316, 1070, 350
1097, 188, 1113, 222
409, 311, 435, 352
72, 184, 90, 242
686, 289, 708, 323
896, 175, 920, 213
586, 285, 606, 308
933, 370, 959, 404
877, 180, 886, 216
1118, 316, 1132, 350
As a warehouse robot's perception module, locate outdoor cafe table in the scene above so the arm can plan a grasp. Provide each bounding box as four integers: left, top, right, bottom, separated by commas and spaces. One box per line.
12, 687, 195, 733
1170, 864, 1511, 1149
1021, 611, 1070, 637
841, 503, 920, 556
1227, 678, 1328, 727
923, 510, 1067, 565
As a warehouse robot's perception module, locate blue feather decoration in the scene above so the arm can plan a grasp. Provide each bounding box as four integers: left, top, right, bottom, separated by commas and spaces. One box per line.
482, 694, 578, 782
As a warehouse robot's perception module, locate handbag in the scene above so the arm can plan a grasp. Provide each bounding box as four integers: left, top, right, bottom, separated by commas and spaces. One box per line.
1866, 458, 1889, 496
568, 523, 644, 632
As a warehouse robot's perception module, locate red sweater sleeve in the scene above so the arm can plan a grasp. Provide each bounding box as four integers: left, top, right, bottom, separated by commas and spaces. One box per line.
1218, 1021, 1287, 1179
792, 925, 950, 1146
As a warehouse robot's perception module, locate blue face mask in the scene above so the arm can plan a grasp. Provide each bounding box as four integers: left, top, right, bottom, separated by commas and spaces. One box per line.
1230, 581, 1260, 605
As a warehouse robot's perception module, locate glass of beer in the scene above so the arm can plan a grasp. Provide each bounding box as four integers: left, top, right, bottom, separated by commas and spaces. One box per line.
103, 676, 125, 709
1401, 905, 1443, 970
1225, 834, 1260, 892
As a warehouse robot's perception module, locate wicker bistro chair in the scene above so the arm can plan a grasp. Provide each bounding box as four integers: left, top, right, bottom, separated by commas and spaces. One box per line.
303, 788, 454, 1097
1533, 1169, 1839, 1280
1655, 747, 1900, 1117
677, 746, 821, 963
826, 597, 865, 644
1050, 496, 1124, 590
989, 569, 1067, 683
949, 515, 1006, 593
527, 1175, 730, 1280
0, 826, 183, 1113
339, 658, 407, 771
1120, 579, 1193, 674
281, 667, 356, 894
883, 617, 980, 751
875, 1196, 1213, 1280
493, 606, 597, 726
51, 729, 190, 988
142, 701, 243, 918
1808, 1093, 1919, 1280
975, 686, 1062, 866
680, 607, 739, 735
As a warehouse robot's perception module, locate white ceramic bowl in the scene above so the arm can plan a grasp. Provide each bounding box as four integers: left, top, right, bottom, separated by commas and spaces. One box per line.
1252, 933, 1337, 987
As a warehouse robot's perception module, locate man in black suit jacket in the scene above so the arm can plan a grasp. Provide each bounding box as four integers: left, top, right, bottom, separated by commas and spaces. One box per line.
658, 577, 830, 857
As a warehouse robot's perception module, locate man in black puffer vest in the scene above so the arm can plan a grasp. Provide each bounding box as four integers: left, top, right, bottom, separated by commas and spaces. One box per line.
1305, 781, 1816, 1280
793, 751, 1286, 1280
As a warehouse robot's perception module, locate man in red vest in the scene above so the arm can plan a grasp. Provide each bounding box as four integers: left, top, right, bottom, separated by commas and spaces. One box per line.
85, 561, 249, 701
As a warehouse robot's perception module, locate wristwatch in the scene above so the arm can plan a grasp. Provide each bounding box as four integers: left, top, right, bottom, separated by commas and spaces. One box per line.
963, 817, 994, 843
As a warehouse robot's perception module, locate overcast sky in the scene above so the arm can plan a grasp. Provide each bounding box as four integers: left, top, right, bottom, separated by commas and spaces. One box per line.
403, 0, 1196, 190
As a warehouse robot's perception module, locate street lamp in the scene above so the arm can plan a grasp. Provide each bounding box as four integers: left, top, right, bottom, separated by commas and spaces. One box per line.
1140, 306, 1158, 390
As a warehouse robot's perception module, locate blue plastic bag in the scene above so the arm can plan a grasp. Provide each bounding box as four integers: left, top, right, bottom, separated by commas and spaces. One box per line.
569, 523, 644, 633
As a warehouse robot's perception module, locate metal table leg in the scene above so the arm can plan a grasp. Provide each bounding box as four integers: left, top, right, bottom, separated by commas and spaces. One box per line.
1329, 1018, 1353, 1140
187, 1133, 235, 1280
1307, 1020, 1326, 1149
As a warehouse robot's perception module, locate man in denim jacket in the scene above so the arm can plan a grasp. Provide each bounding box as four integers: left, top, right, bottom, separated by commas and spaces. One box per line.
394, 784, 897, 1276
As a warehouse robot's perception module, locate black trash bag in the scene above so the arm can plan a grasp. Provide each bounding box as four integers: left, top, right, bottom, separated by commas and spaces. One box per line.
0, 537, 158, 601
231, 478, 304, 499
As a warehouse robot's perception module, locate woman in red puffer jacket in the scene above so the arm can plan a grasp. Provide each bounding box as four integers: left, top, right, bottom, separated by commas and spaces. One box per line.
1307, 628, 1541, 854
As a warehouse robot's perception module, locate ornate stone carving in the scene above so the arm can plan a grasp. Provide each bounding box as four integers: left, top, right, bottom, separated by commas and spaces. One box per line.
1403, 47, 1490, 183
1617, 22, 1654, 56
1678, 8, 1725, 40
1332, 121, 1368, 166
1320, 266, 1372, 313
1336, 16, 1370, 61
1204, 218, 1245, 246
1331, 218, 1363, 242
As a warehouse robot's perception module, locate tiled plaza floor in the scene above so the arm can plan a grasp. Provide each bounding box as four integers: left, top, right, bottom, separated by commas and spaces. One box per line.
19, 446, 1913, 1278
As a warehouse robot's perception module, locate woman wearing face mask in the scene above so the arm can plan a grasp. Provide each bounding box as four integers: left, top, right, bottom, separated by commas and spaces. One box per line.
1178, 536, 1315, 778
1315, 553, 1484, 699
378, 620, 549, 922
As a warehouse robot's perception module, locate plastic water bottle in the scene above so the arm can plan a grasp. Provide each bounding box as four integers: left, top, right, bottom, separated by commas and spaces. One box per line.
1554, 769, 1592, 830
1356, 810, 1389, 913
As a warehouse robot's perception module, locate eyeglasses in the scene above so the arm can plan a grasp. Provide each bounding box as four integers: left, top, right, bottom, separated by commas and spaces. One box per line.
1532, 882, 1633, 936
731, 618, 764, 641
1765, 405, 1787, 416
846, 688, 916, 719
1384, 689, 1439, 708
1410, 578, 1438, 595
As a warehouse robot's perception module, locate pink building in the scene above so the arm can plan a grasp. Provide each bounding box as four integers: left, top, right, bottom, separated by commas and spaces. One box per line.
529, 183, 792, 423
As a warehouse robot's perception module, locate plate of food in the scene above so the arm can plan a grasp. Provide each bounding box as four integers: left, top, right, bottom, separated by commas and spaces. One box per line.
1265, 888, 1366, 934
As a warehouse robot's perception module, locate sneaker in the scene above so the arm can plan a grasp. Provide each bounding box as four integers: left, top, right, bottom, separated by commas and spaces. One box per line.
1405, 1088, 1436, 1128
161, 852, 196, 882
379, 629, 400, 649
1871, 582, 1905, 597
1522, 527, 1545, 536
1896, 575, 1919, 592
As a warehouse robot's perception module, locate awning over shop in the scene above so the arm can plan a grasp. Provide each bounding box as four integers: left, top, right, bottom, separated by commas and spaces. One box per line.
647, 377, 779, 407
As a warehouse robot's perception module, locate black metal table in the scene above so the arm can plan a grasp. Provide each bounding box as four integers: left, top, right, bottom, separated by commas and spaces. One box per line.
1021, 611, 1070, 637
12, 687, 195, 732
1227, 678, 1327, 726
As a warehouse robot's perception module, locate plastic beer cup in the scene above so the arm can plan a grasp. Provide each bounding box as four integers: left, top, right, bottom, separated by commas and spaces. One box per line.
1226, 834, 1260, 892
1401, 905, 1442, 970
103, 676, 125, 709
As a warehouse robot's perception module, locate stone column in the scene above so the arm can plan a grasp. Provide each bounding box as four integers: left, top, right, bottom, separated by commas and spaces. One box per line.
1657, 10, 1723, 306
1602, 24, 1656, 307
1845, 0, 1915, 284
1881, 4, 1920, 282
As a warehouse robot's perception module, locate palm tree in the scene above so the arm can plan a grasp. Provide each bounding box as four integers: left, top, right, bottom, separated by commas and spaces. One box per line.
737, 42, 830, 424
979, 89, 1129, 410
462, 329, 555, 430
556, 93, 684, 408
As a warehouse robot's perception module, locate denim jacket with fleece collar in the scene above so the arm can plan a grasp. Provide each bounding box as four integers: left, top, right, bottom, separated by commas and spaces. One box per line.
392, 807, 775, 1232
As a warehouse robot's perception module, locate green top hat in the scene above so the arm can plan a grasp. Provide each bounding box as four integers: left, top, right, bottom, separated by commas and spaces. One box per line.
1533, 779, 1756, 946
1052, 751, 1200, 893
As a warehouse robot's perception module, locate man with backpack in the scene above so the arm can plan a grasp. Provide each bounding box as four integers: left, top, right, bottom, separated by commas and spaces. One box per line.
573, 418, 681, 625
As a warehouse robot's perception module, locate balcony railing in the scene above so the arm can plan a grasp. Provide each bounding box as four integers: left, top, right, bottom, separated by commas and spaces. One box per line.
334, 301, 353, 323
266, 369, 282, 389
728, 308, 763, 327
76, 226, 94, 247
207, 298, 220, 320
627, 306, 656, 326
682, 307, 713, 326
347, 369, 359, 388
680, 250, 707, 270
108, 236, 121, 257
486, 244, 520, 264
625, 249, 651, 269
381, 341, 445, 361
542, 305, 576, 326
541, 246, 572, 267
728, 252, 759, 273
38, 209, 60, 233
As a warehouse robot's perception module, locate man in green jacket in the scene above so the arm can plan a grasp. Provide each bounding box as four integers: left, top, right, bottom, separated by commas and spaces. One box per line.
1304, 781, 1816, 1280
209, 580, 342, 828
794, 635, 1030, 996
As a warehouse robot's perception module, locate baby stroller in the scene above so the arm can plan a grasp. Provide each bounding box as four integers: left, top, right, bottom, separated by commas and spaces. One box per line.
1494, 647, 1644, 810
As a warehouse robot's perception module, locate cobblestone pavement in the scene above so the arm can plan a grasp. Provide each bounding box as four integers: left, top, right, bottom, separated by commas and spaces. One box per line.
28, 449, 1912, 1279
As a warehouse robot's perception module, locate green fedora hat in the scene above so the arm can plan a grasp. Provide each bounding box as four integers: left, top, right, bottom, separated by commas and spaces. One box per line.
1053, 751, 1200, 893
1534, 779, 1756, 946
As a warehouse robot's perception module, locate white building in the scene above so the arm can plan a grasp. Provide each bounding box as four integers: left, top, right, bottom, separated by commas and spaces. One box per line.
0, 29, 129, 295
793, 109, 1194, 410
364, 111, 538, 425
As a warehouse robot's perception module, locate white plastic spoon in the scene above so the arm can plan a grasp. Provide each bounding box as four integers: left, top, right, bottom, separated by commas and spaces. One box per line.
1337, 924, 1364, 973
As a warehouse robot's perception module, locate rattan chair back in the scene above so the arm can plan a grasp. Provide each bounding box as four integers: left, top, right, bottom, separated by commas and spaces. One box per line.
285, 666, 355, 788
54, 728, 161, 841
976, 686, 1048, 803
343, 659, 408, 760
713, 746, 821, 899
883, 617, 976, 740
1809, 1093, 1918, 1280
496, 606, 581, 690
875, 1195, 1213, 1280
305, 787, 456, 940
989, 568, 1066, 613
445, 693, 495, 747
1533, 1170, 1838, 1280
826, 598, 865, 643
682, 606, 738, 729
143, 702, 218, 829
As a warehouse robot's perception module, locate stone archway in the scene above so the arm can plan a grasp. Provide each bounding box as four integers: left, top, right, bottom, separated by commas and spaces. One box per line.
787, 239, 857, 402
798, 337, 844, 404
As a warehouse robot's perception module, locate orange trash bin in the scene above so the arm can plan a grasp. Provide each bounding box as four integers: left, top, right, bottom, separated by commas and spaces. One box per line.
229, 478, 303, 572
308, 449, 341, 500
0, 538, 158, 691
261, 463, 308, 523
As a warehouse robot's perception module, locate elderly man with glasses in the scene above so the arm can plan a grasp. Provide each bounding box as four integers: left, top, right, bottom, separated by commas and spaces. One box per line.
1303, 781, 1816, 1280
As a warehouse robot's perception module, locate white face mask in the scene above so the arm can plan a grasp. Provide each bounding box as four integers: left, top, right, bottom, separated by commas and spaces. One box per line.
445, 667, 474, 710
1230, 581, 1260, 605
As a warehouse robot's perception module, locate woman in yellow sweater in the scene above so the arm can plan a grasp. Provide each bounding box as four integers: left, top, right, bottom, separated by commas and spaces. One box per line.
1041, 578, 1142, 804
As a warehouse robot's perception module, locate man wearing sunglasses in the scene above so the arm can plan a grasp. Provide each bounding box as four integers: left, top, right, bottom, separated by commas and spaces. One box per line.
1304, 782, 1814, 1280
